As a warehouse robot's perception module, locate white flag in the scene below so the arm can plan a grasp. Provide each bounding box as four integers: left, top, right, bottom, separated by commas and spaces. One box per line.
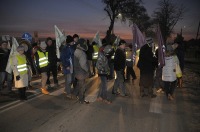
114, 35, 120, 46
92, 31, 102, 47
55, 25, 65, 59
6, 37, 19, 74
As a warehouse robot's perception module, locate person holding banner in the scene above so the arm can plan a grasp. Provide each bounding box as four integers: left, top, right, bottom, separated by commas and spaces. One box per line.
0, 41, 12, 94
137, 38, 157, 98
11, 45, 29, 100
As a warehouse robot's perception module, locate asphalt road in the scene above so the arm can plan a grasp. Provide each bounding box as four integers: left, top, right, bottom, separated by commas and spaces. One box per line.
0, 64, 199, 132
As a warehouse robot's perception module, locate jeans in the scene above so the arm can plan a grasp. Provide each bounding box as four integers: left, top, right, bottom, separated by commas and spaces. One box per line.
98, 76, 107, 99
0, 72, 13, 92
64, 74, 72, 94
126, 66, 136, 79
113, 70, 126, 95
164, 81, 176, 96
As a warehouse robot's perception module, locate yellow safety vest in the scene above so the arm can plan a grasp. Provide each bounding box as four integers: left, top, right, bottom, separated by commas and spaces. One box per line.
92, 45, 99, 60
16, 55, 28, 75
37, 51, 48, 68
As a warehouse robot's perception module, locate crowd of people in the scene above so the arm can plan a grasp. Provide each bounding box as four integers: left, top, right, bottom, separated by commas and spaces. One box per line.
0, 33, 184, 103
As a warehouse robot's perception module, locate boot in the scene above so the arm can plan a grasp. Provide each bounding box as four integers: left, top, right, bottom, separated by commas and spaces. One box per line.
41, 88, 49, 94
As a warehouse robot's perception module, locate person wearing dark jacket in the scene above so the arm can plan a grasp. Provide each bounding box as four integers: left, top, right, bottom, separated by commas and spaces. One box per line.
86, 39, 94, 77
137, 38, 157, 98
96, 45, 112, 104
112, 40, 128, 96
46, 37, 58, 87
0, 41, 12, 93
34, 41, 49, 94
60, 35, 75, 99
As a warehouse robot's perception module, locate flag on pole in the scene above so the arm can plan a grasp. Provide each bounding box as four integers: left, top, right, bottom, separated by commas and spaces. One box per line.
132, 23, 146, 63
55, 25, 66, 59
114, 35, 120, 46
6, 37, 19, 74
156, 24, 165, 68
92, 31, 102, 47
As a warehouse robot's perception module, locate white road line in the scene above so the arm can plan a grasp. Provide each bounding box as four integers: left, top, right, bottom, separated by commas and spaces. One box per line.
149, 94, 163, 114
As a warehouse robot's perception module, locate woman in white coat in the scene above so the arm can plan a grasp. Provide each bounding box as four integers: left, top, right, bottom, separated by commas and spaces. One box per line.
12, 45, 29, 100
162, 44, 182, 100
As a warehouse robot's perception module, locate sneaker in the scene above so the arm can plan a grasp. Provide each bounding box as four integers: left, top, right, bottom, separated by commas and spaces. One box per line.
156, 88, 162, 93
96, 97, 103, 102
41, 88, 49, 95
168, 95, 174, 100
79, 100, 90, 104
103, 99, 112, 104
112, 91, 120, 95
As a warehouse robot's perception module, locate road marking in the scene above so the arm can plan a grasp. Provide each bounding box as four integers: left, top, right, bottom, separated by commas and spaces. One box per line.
149, 94, 163, 114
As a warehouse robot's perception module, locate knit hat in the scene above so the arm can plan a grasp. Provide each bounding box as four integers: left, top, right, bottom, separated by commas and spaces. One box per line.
40, 41, 47, 49
119, 40, 126, 46
77, 38, 88, 51
146, 37, 153, 44
73, 34, 79, 39
17, 45, 25, 52
0, 41, 7, 46
66, 35, 74, 43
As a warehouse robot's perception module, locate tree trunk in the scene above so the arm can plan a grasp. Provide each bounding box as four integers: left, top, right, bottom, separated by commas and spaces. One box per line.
106, 19, 115, 45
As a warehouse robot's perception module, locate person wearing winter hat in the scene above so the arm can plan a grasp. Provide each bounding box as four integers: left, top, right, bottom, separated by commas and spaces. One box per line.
137, 37, 157, 98
96, 45, 113, 104
0, 41, 12, 94
60, 35, 75, 99
162, 43, 182, 100
34, 41, 49, 94
73, 38, 89, 104
11, 45, 29, 100
112, 39, 128, 97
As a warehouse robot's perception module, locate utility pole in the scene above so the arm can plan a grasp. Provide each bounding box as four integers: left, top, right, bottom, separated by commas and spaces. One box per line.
196, 21, 200, 40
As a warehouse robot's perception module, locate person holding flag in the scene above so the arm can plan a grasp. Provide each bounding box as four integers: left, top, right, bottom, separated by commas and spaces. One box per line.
137, 37, 157, 98
0, 41, 12, 94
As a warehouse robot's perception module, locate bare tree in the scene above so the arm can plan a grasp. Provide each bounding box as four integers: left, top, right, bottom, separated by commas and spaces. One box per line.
153, 0, 185, 43
102, 0, 146, 44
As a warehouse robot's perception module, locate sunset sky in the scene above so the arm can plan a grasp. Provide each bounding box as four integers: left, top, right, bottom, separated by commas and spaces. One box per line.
0, 0, 199, 42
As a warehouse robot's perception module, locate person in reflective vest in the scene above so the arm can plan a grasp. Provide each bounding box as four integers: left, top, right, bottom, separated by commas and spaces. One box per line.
34, 41, 49, 94
11, 45, 28, 100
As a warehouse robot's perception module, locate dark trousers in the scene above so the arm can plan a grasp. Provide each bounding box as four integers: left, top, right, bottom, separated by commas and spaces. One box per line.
164, 81, 176, 96
126, 66, 136, 79
18, 87, 26, 99
47, 65, 58, 85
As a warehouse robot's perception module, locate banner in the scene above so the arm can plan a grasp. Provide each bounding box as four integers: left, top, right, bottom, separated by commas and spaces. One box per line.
6, 37, 19, 74
156, 24, 165, 68
55, 25, 65, 59
92, 31, 102, 47
114, 35, 120, 46
132, 23, 146, 63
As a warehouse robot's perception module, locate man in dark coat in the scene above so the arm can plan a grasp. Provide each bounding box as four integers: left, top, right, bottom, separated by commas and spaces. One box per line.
0, 41, 12, 93
112, 40, 128, 96
137, 38, 157, 98
86, 39, 94, 77
46, 37, 58, 87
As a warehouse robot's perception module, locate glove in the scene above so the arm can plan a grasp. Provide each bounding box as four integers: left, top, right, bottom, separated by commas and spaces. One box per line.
16, 75, 20, 81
